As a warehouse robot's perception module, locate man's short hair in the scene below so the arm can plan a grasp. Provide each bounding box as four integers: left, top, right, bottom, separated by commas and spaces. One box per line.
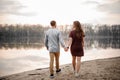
50, 20, 56, 26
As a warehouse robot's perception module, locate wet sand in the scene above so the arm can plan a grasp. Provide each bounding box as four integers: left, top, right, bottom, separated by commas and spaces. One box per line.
0, 57, 120, 80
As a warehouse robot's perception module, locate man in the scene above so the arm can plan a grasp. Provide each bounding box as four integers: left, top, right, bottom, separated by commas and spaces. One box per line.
45, 20, 67, 78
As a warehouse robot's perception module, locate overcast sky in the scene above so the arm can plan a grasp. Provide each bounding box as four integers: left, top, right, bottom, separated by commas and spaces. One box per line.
0, 0, 120, 25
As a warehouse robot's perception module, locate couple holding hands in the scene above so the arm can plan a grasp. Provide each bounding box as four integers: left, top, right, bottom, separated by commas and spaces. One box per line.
45, 20, 85, 78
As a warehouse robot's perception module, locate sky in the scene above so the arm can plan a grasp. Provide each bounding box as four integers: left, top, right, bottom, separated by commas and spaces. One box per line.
0, 0, 120, 25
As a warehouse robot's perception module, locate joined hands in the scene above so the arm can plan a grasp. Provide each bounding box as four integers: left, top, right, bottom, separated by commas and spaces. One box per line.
64, 47, 69, 52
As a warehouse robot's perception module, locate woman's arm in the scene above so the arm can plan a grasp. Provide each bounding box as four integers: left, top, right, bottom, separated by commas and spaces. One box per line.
82, 38, 84, 47
82, 31, 85, 47
67, 37, 72, 48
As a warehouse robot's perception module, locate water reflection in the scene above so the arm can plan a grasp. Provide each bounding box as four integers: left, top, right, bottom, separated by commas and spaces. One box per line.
0, 37, 120, 77
85, 38, 120, 49
96, 38, 120, 49
0, 37, 120, 49
0, 24, 120, 77
0, 37, 44, 49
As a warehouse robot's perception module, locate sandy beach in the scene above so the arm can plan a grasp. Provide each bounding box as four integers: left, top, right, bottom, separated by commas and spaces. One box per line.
0, 57, 120, 80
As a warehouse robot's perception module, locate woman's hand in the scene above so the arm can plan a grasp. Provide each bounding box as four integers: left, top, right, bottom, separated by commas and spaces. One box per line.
64, 47, 68, 52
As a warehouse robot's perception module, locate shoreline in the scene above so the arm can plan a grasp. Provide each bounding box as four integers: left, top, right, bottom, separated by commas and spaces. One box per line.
0, 57, 120, 80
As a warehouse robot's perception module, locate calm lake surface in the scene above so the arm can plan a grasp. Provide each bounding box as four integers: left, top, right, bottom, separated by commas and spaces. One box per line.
0, 38, 120, 77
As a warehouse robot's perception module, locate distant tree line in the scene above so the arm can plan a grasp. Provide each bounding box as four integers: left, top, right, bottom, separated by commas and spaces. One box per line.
0, 24, 49, 45
0, 24, 48, 38
0, 24, 119, 38
83, 24, 120, 38
0, 24, 119, 49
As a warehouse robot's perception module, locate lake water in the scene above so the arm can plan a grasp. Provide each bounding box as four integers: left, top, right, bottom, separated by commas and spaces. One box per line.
0, 38, 120, 77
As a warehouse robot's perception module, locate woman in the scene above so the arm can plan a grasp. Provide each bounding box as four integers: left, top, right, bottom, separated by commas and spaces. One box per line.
67, 21, 85, 77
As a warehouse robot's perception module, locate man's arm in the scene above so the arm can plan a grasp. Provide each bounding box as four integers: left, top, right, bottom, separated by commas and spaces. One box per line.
45, 33, 48, 50
58, 32, 65, 48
